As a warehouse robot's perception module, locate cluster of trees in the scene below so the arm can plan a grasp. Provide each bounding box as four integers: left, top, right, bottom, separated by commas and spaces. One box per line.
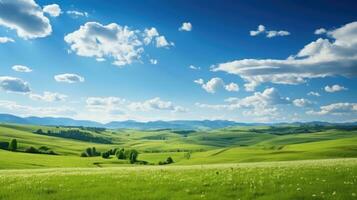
80, 147, 101, 157
0, 139, 56, 155
102, 148, 139, 164
0, 139, 17, 151
34, 129, 111, 144
81, 147, 140, 164
158, 157, 174, 165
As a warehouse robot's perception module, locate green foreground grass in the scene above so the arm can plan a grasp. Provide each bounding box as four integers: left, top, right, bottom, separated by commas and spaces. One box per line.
0, 158, 356, 200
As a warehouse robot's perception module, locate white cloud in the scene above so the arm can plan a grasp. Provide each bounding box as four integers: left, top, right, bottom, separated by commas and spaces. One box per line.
250, 25, 265, 36
66, 10, 88, 18
0, 36, 14, 43
129, 97, 186, 112
307, 91, 320, 97
195, 77, 239, 93
324, 84, 347, 93
65, 23, 173, 66
0, 0, 52, 39
143, 27, 159, 45
86, 97, 126, 117
65, 22, 143, 66
266, 30, 290, 38
314, 28, 327, 35
12, 65, 32, 72
29, 91, 67, 102
214, 21, 357, 91
196, 87, 288, 117
189, 65, 200, 70
54, 73, 84, 83
0, 76, 30, 93
149, 59, 158, 65
179, 22, 192, 31
199, 77, 224, 93
86, 97, 125, 108
43, 4, 61, 17
250, 24, 290, 38
0, 100, 76, 117
224, 82, 239, 92
155, 36, 174, 48
143, 27, 174, 48
85, 96, 186, 115
307, 103, 357, 115
293, 98, 313, 107
194, 78, 204, 85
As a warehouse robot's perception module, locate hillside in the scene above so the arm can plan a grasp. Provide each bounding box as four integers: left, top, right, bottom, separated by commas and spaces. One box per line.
0, 123, 357, 169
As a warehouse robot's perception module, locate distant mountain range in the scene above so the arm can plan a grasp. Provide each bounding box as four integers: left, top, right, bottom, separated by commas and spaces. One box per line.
0, 113, 356, 130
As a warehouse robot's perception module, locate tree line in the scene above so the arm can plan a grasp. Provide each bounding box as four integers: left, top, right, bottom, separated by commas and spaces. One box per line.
0, 139, 57, 155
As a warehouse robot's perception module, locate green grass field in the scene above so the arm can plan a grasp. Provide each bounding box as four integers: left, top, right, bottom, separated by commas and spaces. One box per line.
0, 159, 356, 200
1, 123, 357, 199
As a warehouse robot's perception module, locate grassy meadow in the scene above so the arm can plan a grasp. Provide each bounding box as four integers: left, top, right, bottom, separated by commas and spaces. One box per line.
1, 123, 357, 199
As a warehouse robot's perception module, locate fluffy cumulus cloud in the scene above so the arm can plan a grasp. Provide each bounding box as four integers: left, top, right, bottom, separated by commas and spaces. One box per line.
65, 23, 173, 66
214, 21, 357, 91
155, 36, 174, 48
0, 76, 30, 93
194, 77, 239, 93
224, 82, 239, 92
250, 24, 290, 38
143, 27, 159, 45
65, 22, 143, 66
66, 10, 88, 18
54, 73, 84, 83
12, 65, 32, 72
314, 28, 327, 35
0, 0, 52, 39
179, 22, 192, 31
43, 4, 61, 17
196, 87, 289, 117
324, 84, 348, 93
0, 100, 76, 117
129, 97, 186, 112
307, 103, 357, 115
29, 91, 67, 102
307, 91, 320, 97
293, 98, 313, 107
0, 36, 14, 43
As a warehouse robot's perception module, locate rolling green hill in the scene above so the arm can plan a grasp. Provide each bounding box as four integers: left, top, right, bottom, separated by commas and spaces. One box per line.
1, 123, 357, 199
1, 123, 357, 169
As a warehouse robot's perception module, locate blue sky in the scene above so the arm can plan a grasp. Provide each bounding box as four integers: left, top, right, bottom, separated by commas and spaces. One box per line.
0, 0, 356, 123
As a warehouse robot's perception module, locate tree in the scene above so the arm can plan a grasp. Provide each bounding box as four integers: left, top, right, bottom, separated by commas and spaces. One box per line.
184, 152, 191, 160
35, 129, 43, 134
85, 147, 92, 157
129, 149, 139, 164
116, 148, 125, 159
166, 157, 174, 164
9, 139, 17, 151
102, 151, 110, 159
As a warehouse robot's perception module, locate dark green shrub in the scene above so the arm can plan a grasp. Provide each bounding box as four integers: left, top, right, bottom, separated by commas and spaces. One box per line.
85, 147, 92, 157
80, 152, 88, 157
0, 141, 9, 150
166, 157, 174, 164
9, 139, 17, 151
102, 151, 110, 159
116, 148, 125, 159
25, 146, 39, 154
